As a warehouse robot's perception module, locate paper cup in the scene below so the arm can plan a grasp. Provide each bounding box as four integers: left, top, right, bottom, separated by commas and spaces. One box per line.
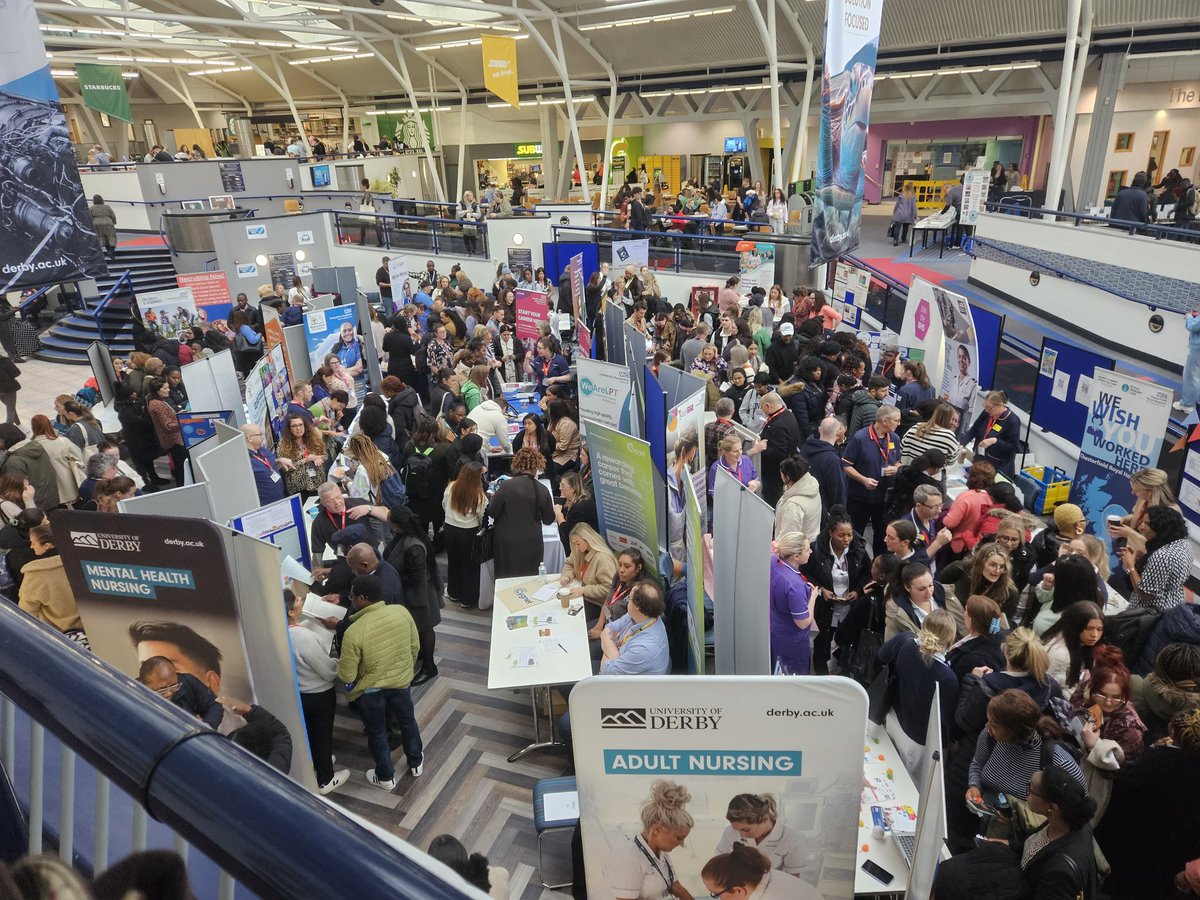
558, 588, 572, 608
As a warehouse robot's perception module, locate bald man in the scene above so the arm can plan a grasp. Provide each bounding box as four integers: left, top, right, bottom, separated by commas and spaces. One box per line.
757, 391, 801, 507
243, 423, 292, 506
346, 543, 402, 606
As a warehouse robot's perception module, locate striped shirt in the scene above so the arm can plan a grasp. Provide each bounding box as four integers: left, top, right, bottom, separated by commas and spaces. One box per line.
1130, 538, 1190, 611
900, 424, 961, 470
969, 731, 1086, 799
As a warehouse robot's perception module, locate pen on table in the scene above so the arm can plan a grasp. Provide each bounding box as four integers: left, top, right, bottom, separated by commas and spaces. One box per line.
557, 642, 568, 654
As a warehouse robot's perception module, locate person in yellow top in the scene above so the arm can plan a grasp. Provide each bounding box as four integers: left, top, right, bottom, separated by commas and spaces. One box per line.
559, 523, 618, 609
19, 524, 86, 644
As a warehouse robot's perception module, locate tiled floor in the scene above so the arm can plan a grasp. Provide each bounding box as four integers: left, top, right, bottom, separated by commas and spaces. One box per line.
10, 356, 100, 428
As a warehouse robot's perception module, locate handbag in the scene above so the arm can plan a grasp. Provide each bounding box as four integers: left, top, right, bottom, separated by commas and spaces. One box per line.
470, 516, 494, 563
846, 594, 885, 688
866, 651, 898, 726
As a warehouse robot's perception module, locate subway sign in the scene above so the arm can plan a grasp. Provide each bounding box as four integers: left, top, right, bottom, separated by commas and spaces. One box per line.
514, 143, 543, 158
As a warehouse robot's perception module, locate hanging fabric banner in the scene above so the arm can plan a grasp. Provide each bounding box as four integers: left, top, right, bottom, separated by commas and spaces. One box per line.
0, 3, 107, 292
810, 0, 884, 264
481, 35, 520, 109
931, 283, 979, 437
75, 63, 133, 123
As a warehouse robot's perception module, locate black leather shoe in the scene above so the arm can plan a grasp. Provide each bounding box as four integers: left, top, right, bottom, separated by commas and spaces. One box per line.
411, 666, 438, 686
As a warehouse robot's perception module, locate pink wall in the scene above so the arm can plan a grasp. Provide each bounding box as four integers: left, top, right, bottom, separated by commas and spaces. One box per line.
864, 116, 1041, 202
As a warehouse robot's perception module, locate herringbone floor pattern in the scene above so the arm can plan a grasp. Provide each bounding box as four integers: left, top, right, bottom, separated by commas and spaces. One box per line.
327, 599, 575, 899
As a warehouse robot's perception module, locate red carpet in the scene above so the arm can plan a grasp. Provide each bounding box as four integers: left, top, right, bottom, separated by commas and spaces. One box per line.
860, 257, 956, 287
117, 236, 167, 248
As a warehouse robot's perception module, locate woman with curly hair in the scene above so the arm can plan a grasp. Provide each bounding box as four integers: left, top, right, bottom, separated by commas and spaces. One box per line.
486, 447, 554, 579
275, 413, 329, 498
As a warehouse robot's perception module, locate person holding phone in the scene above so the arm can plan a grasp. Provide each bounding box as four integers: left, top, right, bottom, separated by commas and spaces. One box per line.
802, 510, 872, 674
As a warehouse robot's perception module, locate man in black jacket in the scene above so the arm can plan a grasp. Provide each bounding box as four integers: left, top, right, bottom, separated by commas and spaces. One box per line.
764, 322, 799, 382
225, 700, 294, 773
137, 656, 224, 730
756, 391, 800, 507
799, 416, 848, 511
629, 187, 651, 231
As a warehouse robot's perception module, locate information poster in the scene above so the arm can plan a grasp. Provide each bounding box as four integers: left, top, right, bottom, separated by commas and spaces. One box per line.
569, 252, 585, 323
811, 0, 883, 263
176, 271, 232, 325
51, 513, 256, 707
577, 358, 633, 433
245, 343, 291, 439
932, 283, 979, 436
833, 260, 871, 307
737, 241, 776, 295
571, 676, 867, 900
611, 239, 649, 269
219, 160, 246, 193
668, 387, 708, 509
138, 287, 196, 341
178, 410, 234, 449
229, 494, 310, 570
961, 167, 990, 226
1070, 368, 1173, 557
268, 251, 295, 290
506, 247, 532, 276
586, 422, 660, 559
261, 305, 291, 380
514, 288, 548, 342
304, 304, 360, 374
387, 257, 409, 316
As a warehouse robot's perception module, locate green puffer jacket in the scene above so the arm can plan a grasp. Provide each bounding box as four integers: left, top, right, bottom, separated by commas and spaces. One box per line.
336, 601, 419, 700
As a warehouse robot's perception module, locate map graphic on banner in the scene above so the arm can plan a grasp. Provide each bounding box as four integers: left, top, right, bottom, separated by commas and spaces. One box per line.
75, 64, 132, 123
176, 271, 232, 325
1070, 368, 1173, 558
738, 241, 776, 295
932, 283, 979, 436
139, 287, 196, 341
810, 0, 884, 263
586, 422, 660, 559
51, 512, 257, 710
571, 676, 866, 900
0, 2, 107, 292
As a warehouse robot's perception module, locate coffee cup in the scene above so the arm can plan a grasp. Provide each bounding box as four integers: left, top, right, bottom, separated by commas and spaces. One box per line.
558, 588, 572, 608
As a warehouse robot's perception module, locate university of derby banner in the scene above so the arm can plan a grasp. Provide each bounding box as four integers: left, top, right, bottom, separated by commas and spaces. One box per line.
0, 3, 107, 292
1070, 369, 1173, 557
811, 0, 884, 264
75, 63, 133, 123
571, 676, 867, 900
481, 35, 519, 109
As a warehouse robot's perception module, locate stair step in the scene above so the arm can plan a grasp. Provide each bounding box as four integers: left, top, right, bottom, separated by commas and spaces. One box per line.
39, 334, 134, 352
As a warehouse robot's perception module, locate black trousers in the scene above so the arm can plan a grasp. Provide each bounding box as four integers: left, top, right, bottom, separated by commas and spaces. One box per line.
168, 444, 187, 487
300, 687, 337, 786
851, 500, 888, 556
417, 628, 436, 672
443, 523, 480, 607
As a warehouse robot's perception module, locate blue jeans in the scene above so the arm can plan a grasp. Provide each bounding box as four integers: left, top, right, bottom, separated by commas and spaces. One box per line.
357, 688, 423, 781
1183, 346, 1200, 407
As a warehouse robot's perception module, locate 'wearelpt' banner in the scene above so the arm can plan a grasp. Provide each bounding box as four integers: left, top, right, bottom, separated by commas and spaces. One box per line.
810, 0, 884, 263
0, 2, 107, 292
74, 63, 133, 123
576, 358, 633, 433
586, 422, 660, 560
481, 35, 519, 108
571, 676, 867, 900
1070, 369, 1173, 558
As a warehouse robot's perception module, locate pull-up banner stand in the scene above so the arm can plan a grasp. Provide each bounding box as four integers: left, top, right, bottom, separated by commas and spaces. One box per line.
571, 676, 867, 900
712, 468, 774, 675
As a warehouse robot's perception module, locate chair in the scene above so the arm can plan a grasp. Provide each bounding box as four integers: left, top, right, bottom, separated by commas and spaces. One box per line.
283, 198, 303, 214
532, 776, 578, 890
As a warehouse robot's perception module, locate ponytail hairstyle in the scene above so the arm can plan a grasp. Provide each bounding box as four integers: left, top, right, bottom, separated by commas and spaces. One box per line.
1037, 766, 1098, 830
890, 560, 931, 600
724, 793, 778, 826
917, 608, 957, 663
701, 844, 772, 893
965, 594, 1002, 637
902, 360, 931, 388
1169, 708, 1200, 752
1004, 627, 1049, 684
427, 835, 492, 891
1086, 644, 1130, 703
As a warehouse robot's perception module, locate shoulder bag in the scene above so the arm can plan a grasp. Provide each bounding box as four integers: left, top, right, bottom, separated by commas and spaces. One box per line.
847, 593, 885, 688
471, 514, 494, 563
866, 631, 899, 726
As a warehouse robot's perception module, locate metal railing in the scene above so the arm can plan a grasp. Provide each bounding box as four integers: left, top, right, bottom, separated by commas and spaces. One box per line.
0, 602, 477, 898
331, 210, 491, 259
983, 201, 1200, 243
16, 287, 51, 317
90, 271, 134, 345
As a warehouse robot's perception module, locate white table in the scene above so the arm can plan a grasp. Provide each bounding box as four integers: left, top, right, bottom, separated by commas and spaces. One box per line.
855, 727, 923, 895
487, 574, 593, 761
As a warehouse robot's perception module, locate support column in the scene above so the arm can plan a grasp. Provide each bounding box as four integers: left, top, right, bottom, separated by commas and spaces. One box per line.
740, 115, 761, 188
539, 103, 560, 201
747, 0, 782, 189
551, 19, 589, 206
137, 66, 204, 128
1077, 50, 1127, 211
456, 91, 468, 203
597, 78, 617, 210
1061, 0, 1093, 211
1044, 0, 1083, 211
269, 56, 310, 156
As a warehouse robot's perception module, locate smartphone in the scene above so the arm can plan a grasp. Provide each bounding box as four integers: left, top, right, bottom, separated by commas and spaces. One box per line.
860, 860, 894, 886
567, 603, 583, 616
974, 835, 992, 848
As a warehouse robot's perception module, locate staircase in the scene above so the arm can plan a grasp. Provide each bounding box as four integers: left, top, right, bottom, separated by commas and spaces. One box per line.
34, 244, 179, 365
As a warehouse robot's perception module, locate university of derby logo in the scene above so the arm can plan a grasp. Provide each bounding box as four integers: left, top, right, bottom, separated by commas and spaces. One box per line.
600, 708, 648, 729
71, 532, 100, 548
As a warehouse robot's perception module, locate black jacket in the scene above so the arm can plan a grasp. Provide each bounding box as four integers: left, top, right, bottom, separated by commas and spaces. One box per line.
764, 339, 799, 382
787, 382, 826, 442
944, 634, 1006, 683
170, 672, 224, 729
387, 388, 421, 450
1109, 185, 1150, 225
802, 534, 872, 596
967, 408, 1021, 476
630, 198, 651, 231
1021, 825, 1099, 900
878, 631, 960, 744
0, 358, 20, 394
232, 704, 294, 774
758, 409, 801, 506
798, 437, 848, 511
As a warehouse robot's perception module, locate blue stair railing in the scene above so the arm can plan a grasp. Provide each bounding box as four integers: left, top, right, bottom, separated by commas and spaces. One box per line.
90, 271, 134, 345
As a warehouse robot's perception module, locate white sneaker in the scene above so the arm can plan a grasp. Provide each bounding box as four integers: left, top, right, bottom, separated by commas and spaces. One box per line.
410, 761, 424, 778
319, 769, 350, 795
366, 768, 397, 790
1173, 401, 1191, 412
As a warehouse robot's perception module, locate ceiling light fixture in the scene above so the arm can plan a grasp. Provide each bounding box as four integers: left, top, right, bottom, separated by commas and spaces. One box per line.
579, 7, 733, 31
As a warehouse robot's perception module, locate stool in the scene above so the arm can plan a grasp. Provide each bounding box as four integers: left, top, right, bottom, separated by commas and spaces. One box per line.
532, 776, 579, 890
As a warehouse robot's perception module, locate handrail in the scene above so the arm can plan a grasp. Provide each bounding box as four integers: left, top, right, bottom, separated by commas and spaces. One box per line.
17, 287, 51, 315
91, 271, 133, 325
983, 201, 1200, 243
83, 192, 456, 212
0, 603, 476, 899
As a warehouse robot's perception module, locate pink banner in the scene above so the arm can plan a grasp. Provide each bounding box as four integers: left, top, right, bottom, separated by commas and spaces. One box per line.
514, 288, 548, 342
577, 320, 592, 358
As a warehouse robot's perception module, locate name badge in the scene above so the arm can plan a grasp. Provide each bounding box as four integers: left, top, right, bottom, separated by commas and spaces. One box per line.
270, 471, 282, 482
991, 423, 1002, 432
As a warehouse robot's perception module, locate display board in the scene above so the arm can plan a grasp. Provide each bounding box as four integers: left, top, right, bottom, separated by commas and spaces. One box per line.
86, 341, 118, 407
603, 302, 626, 366
712, 469, 774, 676
571, 676, 867, 900
194, 434, 259, 525
541, 242, 599, 288
643, 366, 669, 553
586, 422, 660, 560
576, 358, 633, 434
180, 350, 246, 428
1179, 440, 1200, 533
970, 303, 1004, 390
177, 410, 235, 449
1030, 337, 1114, 447
230, 494, 311, 571
119, 482, 215, 520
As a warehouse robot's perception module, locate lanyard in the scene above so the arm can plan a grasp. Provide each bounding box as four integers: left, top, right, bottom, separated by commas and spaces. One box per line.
250, 450, 273, 470
618, 618, 657, 649
867, 425, 895, 463
609, 582, 631, 609
634, 835, 675, 893
986, 411, 1004, 434
327, 509, 346, 530
911, 510, 935, 543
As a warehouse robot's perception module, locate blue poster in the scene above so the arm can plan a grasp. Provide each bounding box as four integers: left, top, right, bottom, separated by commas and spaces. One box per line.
178, 410, 234, 449
1069, 369, 1174, 558
810, 0, 884, 264
304, 304, 362, 376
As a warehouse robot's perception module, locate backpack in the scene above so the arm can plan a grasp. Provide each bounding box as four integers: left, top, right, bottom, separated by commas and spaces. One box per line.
414, 340, 429, 375
404, 447, 436, 500
376, 469, 407, 509
1102, 606, 1162, 665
